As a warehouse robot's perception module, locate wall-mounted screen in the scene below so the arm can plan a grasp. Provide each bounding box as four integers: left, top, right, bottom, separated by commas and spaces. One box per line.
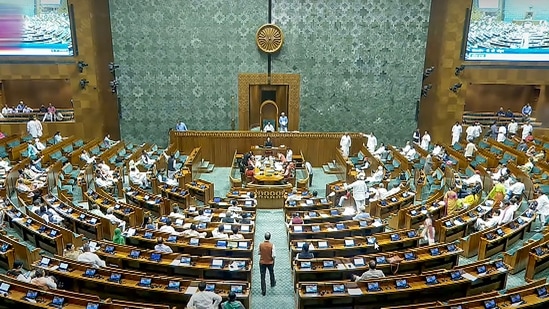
465, 0, 549, 61
0, 0, 74, 56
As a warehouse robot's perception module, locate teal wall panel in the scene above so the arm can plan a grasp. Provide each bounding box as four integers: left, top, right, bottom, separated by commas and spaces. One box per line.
110, 0, 431, 146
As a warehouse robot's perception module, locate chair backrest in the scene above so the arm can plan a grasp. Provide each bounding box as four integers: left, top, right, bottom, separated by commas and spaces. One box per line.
90, 146, 100, 155
74, 139, 84, 148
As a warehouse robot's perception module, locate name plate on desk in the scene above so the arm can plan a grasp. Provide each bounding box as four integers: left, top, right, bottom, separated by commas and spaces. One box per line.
347, 288, 363, 296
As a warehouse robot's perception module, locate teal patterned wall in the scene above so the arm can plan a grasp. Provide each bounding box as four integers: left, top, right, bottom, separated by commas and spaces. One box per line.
109, 0, 431, 146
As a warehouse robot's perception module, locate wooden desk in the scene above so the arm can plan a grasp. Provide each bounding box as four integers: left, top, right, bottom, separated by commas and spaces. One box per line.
93, 240, 252, 282
371, 189, 414, 220
284, 208, 354, 223
478, 214, 535, 260
0, 274, 171, 309
34, 256, 251, 308
125, 186, 170, 217
296, 260, 509, 309
284, 198, 333, 212
158, 183, 191, 207
287, 219, 385, 241
43, 195, 104, 241
85, 190, 140, 228
293, 243, 461, 283
5, 207, 63, 255
185, 179, 214, 203
289, 230, 421, 259
128, 226, 254, 258
253, 167, 284, 184
526, 238, 549, 281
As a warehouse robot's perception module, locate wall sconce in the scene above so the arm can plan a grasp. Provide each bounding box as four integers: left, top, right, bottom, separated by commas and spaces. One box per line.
77, 61, 88, 73
109, 80, 119, 93
449, 83, 462, 93
423, 66, 435, 80
108, 62, 120, 73
421, 84, 432, 97
79, 79, 89, 89
454, 65, 465, 76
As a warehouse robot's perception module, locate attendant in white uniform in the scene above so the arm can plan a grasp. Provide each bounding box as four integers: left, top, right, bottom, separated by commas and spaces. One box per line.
340, 133, 351, 157
343, 173, 368, 211
420, 131, 431, 150
497, 125, 507, 142
507, 119, 518, 137
366, 133, 377, 153
451, 122, 462, 145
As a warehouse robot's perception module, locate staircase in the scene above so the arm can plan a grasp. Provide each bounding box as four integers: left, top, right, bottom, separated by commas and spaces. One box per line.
196, 159, 215, 173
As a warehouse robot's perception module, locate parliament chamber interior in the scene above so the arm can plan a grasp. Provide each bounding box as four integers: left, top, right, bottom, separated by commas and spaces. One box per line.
2, 0, 549, 308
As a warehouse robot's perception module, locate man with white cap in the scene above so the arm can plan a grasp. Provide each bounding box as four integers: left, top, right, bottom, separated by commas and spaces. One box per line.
34, 139, 46, 151
343, 172, 369, 212
105, 207, 126, 231
366, 166, 384, 183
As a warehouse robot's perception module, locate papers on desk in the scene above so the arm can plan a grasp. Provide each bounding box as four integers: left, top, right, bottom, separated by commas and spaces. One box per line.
219, 213, 226, 218
461, 273, 477, 281
126, 228, 136, 237
453, 220, 464, 226
497, 267, 508, 273
421, 209, 429, 215
185, 286, 198, 295
372, 221, 383, 227
337, 263, 346, 270
218, 202, 229, 206
347, 288, 363, 296
345, 263, 356, 269
182, 223, 192, 229
320, 214, 329, 218
170, 259, 181, 266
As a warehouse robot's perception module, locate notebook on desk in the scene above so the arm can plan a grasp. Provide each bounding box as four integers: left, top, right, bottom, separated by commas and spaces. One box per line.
211, 259, 223, 269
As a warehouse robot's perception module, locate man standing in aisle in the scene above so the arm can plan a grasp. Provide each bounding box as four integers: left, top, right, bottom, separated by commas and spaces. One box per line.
27, 116, 43, 138
278, 112, 288, 132
259, 232, 276, 296
340, 133, 351, 158
365, 132, 377, 153
344, 173, 368, 212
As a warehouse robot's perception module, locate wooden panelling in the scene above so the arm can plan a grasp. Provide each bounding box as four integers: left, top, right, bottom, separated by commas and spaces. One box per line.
419, 0, 549, 143
465, 84, 538, 112
2, 79, 73, 108
170, 131, 364, 167
0, 0, 119, 141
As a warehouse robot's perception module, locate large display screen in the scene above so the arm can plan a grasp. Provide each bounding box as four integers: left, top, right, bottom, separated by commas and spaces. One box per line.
0, 0, 74, 56
465, 0, 549, 61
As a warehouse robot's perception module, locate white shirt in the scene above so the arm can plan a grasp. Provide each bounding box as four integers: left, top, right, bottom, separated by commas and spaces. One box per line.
366, 135, 377, 152
344, 180, 368, 201
497, 126, 507, 142
212, 229, 228, 239
154, 243, 173, 253
129, 170, 148, 186
498, 206, 514, 225
186, 291, 222, 309
401, 144, 411, 154
35, 141, 46, 151
508, 122, 518, 134
466, 126, 475, 139
229, 234, 245, 240
473, 125, 482, 138
26, 120, 43, 138
340, 135, 351, 149
77, 252, 106, 268
522, 124, 533, 140
421, 134, 431, 150
286, 149, 293, 162
509, 182, 525, 195
536, 195, 549, 217
159, 225, 177, 234
432, 146, 442, 157
452, 124, 462, 137
105, 213, 123, 225
405, 148, 416, 160
464, 142, 477, 157
263, 123, 275, 132
305, 162, 313, 175
464, 174, 482, 187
